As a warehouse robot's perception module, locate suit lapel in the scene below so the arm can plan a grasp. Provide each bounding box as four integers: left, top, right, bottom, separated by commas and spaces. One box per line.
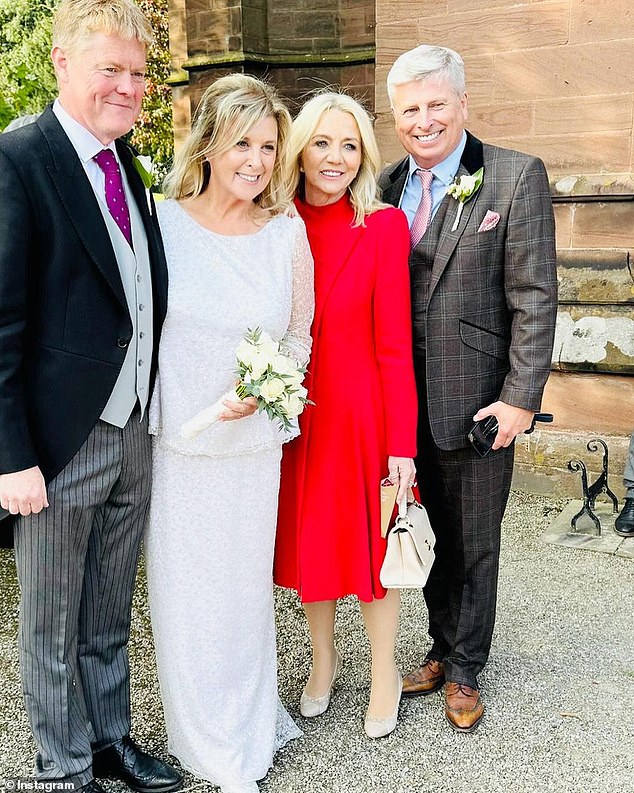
37, 108, 128, 309
380, 157, 409, 208
429, 132, 485, 295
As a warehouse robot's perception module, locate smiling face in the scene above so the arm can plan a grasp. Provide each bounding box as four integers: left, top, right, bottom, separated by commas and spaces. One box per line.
300, 108, 362, 206
207, 114, 278, 202
391, 76, 468, 169
52, 32, 147, 145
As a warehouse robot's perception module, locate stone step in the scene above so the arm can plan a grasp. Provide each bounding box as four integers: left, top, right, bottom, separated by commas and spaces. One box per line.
513, 371, 633, 499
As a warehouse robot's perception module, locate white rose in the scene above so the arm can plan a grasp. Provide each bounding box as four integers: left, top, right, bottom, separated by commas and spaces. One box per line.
236, 338, 260, 367
253, 330, 280, 359
272, 354, 304, 385
249, 350, 271, 380
259, 377, 286, 403
459, 174, 478, 194
293, 384, 308, 400
280, 391, 304, 418
258, 341, 280, 362
137, 155, 153, 172
271, 353, 295, 374
283, 370, 304, 388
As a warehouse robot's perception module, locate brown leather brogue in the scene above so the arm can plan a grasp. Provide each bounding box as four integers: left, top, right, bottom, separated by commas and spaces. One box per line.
444, 682, 484, 733
402, 659, 445, 697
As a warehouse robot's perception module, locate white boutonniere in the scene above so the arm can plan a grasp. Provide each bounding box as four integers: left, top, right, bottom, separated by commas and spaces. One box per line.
447, 166, 484, 231
133, 155, 154, 188
132, 155, 155, 211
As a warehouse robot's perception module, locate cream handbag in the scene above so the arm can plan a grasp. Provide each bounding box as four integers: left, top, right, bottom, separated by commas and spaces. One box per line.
380, 490, 436, 589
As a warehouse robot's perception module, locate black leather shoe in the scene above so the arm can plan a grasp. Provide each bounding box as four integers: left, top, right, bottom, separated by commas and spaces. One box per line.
93, 736, 182, 793
615, 498, 634, 537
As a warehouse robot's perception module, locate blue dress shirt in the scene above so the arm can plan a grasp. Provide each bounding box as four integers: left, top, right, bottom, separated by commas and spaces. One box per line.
399, 131, 468, 228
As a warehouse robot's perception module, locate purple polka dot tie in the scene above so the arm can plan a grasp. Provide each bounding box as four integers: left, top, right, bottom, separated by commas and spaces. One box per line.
94, 149, 132, 246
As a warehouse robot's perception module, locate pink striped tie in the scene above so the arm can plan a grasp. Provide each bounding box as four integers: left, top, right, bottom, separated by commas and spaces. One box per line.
410, 168, 434, 247
94, 149, 132, 246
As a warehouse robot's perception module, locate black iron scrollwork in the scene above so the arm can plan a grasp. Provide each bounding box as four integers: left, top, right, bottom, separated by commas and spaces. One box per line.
585, 438, 619, 513
567, 437, 620, 535
568, 459, 601, 533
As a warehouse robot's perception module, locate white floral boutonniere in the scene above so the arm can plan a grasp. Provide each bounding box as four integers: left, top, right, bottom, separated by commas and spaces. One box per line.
132, 155, 155, 212
133, 155, 154, 188
447, 166, 484, 232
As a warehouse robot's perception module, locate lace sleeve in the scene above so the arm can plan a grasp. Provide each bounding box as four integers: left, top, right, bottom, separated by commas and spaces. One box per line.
280, 218, 314, 366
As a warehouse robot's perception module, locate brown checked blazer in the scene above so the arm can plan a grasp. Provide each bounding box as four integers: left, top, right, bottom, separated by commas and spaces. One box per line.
379, 131, 558, 451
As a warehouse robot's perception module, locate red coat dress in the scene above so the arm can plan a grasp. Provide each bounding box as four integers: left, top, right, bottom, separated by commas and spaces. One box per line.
274, 194, 417, 602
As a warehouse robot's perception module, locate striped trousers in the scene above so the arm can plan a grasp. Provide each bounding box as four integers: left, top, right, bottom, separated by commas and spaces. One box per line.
13, 413, 151, 789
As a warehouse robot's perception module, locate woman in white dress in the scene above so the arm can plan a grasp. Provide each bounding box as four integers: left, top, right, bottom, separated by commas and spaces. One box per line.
144, 74, 314, 793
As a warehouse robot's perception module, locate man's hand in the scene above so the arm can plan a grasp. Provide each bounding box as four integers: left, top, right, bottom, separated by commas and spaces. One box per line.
473, 401, 534, 451
0, 466, 48, 516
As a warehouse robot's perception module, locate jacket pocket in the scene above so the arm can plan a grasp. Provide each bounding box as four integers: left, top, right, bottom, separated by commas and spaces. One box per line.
459, 319, 509, 360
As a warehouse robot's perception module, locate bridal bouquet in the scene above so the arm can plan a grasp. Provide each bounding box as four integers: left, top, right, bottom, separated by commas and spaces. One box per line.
180, 328, 311, 439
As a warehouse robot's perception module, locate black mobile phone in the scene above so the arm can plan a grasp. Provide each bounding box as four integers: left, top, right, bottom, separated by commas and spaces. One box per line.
467, 415, 499, 457
468, 412, 555, 456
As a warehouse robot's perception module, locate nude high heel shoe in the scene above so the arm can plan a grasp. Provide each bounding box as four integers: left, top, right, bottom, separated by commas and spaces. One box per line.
364, 669, 402, 739
299, 650, 343, 718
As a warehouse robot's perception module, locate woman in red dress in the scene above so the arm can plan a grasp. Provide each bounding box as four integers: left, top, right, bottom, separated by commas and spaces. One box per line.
274, 92, 417, 738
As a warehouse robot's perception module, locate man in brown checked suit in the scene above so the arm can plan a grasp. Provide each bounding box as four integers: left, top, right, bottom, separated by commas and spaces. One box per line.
379, 45, 558, 732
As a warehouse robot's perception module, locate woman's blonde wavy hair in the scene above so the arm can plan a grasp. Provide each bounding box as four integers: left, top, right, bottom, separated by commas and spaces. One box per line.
289, 91, 386, 227
163, 74, 293, 214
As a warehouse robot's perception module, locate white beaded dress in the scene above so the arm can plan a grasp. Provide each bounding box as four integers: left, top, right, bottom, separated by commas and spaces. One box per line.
144, 199, 313, 791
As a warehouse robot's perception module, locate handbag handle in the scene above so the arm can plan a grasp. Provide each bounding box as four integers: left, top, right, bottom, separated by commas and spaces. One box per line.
398, 486, 417, 518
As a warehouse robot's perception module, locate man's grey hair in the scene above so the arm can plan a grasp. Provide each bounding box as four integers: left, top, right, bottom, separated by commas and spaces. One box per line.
387, 45, 466, 104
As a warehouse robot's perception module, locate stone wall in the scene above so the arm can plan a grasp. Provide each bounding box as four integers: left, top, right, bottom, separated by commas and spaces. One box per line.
167, 0, 376, 142
374, 0, 634, 496
375, 0, 634, 184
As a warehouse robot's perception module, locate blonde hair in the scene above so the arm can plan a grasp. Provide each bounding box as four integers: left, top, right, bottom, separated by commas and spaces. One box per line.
163, 74, 293, 214
289, 92, 385, 227
52, 0, 153, 53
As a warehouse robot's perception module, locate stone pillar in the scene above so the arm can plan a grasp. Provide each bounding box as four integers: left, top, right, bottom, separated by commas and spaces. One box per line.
167, 0, 375, 144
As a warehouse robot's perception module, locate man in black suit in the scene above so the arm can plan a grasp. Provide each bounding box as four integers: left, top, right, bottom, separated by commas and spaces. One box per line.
0, 2, 181, 791
379, 45, 557, 732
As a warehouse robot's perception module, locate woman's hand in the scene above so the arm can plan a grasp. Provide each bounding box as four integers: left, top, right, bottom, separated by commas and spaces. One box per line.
218, 396, 258, 421
387, 456, 416, 507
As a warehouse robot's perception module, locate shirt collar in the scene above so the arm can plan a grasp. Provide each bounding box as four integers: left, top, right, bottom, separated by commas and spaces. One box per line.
52, 99, 118, 164
407, 130, 468, 186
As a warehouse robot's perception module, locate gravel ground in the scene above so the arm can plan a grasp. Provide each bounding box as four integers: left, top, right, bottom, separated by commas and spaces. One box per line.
1, 491, 633, 793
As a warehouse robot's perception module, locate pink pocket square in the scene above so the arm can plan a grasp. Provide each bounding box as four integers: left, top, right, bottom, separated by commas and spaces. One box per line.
478, 210, 500, 233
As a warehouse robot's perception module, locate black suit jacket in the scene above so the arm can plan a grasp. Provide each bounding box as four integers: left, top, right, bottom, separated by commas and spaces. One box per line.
0, 106, 167, 507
